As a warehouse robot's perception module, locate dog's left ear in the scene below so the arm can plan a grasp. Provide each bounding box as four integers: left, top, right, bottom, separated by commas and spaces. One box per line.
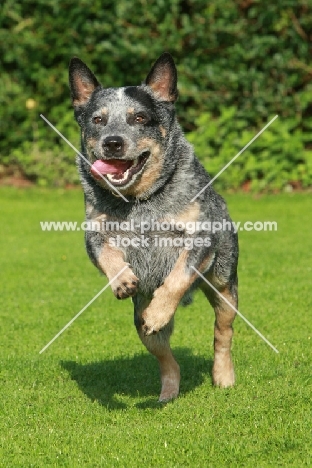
145, 53, 178, 102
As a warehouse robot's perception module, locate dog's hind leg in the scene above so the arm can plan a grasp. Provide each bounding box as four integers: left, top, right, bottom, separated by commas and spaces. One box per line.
201, 278, 237, 388
133, 294, 180, 402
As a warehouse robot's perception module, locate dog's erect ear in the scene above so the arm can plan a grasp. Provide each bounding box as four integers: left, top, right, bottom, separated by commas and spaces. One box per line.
145, 53, 178, 102
69, 58, 100, 107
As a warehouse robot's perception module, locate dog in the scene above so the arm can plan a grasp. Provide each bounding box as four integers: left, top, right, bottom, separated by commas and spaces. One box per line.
69, 53, 238, 402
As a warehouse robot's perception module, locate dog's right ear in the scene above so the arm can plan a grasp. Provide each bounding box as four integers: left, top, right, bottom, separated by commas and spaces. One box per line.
69, 58, 100, 108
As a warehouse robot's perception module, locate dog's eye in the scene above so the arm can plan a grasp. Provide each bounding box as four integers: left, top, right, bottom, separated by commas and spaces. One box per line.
93, 116, 102, 124
135, 114, 146, 124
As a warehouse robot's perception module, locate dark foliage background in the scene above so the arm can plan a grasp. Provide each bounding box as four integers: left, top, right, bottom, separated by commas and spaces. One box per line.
0, 0, 311, 189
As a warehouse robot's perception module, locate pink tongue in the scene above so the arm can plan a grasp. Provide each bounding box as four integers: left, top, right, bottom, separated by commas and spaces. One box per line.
91, 159, 132, 179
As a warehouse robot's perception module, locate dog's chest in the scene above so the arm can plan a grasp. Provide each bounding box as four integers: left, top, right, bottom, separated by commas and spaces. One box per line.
94, 212, 191, 295
87, 200, 205, 296
111, 222, 185, 296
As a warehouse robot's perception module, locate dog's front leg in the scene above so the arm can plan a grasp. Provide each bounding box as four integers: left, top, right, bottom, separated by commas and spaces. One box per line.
99, 243, 139, 299
142, 250, 206, 335
88, 234, 139, 299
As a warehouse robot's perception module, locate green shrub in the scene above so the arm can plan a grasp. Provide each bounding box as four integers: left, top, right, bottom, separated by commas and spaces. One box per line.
10, 108, 80, 186
0, 0, 311, 187
187, 108, 312, 191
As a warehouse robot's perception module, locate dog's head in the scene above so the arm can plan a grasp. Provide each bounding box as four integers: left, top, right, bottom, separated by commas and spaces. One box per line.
69, 53, 180, 198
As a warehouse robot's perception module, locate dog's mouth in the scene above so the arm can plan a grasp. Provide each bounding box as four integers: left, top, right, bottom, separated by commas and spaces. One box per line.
90, 151, 150, 186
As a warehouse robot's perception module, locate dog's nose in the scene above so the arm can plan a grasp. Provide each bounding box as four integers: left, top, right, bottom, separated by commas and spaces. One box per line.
103, 136, 124, 155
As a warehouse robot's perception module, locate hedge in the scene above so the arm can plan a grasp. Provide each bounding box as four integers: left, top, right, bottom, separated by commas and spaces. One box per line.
0, 0, 311, 188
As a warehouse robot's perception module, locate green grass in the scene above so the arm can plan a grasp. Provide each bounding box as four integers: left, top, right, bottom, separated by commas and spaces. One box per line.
0, 187, 311, 467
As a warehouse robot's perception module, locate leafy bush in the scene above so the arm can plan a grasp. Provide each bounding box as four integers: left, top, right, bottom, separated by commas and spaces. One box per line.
187, 109, 312, 191
0, 0, 311, 187
10, 110, 80, 186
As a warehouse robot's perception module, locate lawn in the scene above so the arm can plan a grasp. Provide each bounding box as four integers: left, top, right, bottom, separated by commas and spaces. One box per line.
0, 187, 311, 467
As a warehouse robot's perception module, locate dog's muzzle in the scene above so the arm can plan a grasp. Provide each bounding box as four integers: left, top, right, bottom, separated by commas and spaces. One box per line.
102, 135, 124, 157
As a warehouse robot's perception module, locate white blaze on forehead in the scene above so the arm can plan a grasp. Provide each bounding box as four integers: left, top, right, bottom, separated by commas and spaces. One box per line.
116, 88, 125, 100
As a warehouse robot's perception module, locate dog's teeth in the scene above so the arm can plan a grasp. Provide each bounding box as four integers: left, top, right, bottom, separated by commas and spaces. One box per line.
106, 168, 130, 184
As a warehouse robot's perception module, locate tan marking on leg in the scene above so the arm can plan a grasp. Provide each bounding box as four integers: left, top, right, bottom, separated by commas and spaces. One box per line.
158, 351, 180, 402
142, 250, 198, 335
202, 282, 236, 388
138, 329, 180, 402
135, 297, 180, 402
98, 243, 138, 299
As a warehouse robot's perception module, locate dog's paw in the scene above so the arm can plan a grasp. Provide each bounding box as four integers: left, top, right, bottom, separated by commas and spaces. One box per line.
141, 309, 171, 335
212, 360, 235, 388
111, 267, 139, 299
159, 364, 180, 403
